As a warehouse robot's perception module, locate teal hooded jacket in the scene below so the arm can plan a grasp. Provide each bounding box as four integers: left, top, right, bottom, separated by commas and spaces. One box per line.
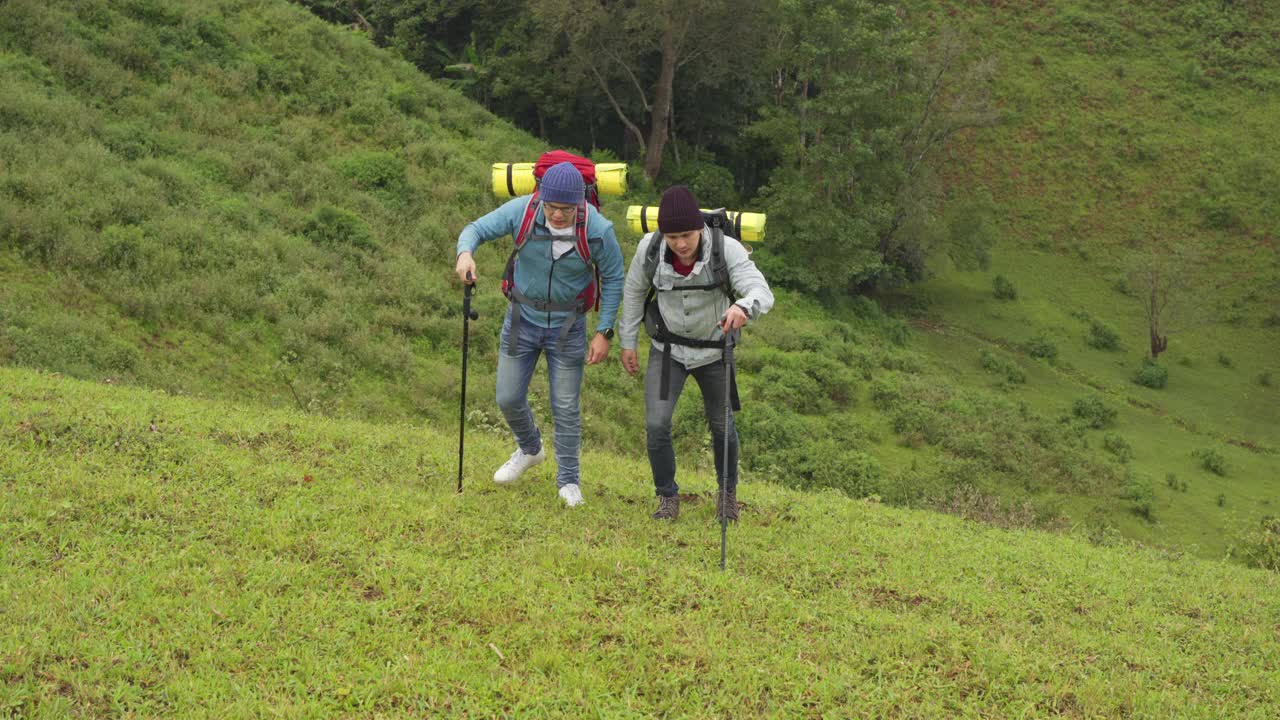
456, 196, 625, 333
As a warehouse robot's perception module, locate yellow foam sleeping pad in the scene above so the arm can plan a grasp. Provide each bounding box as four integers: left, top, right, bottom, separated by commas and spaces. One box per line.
491, 162, 628, 198
626, 205, 767, 243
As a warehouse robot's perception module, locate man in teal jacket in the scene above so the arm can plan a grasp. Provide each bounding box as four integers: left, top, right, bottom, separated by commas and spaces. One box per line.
454, 162, 625, 507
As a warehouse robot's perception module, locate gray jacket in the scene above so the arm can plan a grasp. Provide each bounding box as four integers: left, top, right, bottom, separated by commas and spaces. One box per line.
619, 228, 775, 370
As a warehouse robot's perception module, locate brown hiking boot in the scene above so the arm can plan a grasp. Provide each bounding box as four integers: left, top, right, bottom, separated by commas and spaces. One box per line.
652, 495, 680, 520
716, 489, 739, 522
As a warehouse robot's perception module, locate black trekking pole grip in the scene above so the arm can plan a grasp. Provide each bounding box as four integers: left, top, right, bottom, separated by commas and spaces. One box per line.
458, 272, 478, 494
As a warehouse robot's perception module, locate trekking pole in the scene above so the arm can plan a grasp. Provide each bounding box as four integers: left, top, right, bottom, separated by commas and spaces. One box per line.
720, 328, 738, 571
457, 272, 478, 494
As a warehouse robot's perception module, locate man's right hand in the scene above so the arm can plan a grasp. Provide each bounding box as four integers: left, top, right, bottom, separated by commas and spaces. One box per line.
455, 252, 477, 284
620, 348, 640, 377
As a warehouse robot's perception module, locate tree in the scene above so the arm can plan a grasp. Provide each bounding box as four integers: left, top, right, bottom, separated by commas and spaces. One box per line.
747, 0, 919, 293
528, 0, 770, 180
1125, 242, 1203, 359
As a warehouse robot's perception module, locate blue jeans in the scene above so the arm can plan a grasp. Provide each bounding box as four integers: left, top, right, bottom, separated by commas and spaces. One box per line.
644, 348, 738, 498
495, 308, 587, 488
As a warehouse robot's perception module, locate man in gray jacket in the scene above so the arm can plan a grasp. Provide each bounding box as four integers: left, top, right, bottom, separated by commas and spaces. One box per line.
618, 186, 775, 521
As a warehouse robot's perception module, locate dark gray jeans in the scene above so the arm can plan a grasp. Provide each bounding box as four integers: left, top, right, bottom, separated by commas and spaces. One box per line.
644, 348, 738, 498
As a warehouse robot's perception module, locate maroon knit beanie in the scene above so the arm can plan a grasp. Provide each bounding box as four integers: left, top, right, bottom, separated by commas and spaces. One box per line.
658, 185, 703, 233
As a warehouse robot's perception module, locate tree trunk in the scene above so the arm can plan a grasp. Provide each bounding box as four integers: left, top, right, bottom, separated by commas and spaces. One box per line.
642, 31, 678, 180
1150, 328, 1168, 359
1148, 287, 1167, 358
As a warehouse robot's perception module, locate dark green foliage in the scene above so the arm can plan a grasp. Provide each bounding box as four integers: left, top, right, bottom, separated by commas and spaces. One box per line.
992, 274, 1018, 300
1217, 352, 1234, 368
1087, 320, 1122, 351
1195, 447, 1228, 476
1072, 397, 1117, 429
753, 350, 856, 414
1260, 371, 1272, 387
330, 151, 407, 193
1217, 493, 1227, 507
1120, 474, 1155, 520
303, 206, 373, 249
661, 154, 740, 209
1103, 433, 1134, 463
978, 348, 1025, 385
1133, 360, 1168, 389
1023, 335, 1059, 361
1237, 517, 1280, 572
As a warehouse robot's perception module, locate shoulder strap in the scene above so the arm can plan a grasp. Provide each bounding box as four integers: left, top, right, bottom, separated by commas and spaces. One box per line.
708, 225, 733, 299
514, 191, 541, 248
643, 232, 665, 285
574, 202, 591, 262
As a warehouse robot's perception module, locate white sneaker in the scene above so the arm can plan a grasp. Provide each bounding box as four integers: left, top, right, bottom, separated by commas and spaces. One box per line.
558, 484, 584, 508
493, 447, 546, 484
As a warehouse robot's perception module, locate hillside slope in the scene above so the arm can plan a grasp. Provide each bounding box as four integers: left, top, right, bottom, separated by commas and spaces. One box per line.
0, 0, 1274, 559
2, 365, 1277, 717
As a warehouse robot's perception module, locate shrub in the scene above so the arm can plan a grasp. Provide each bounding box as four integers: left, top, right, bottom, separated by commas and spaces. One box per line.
303, 205, 373, 249
1086, 320, 1121, 351
1237, 517, 1280, 572
1023, 334, 1058, 360
978, 349, 1025, 385
1260, 371, 1272, 387
1263, 313, 1280, 328
1133, 360, 1168, 389
777, 440, 882, 497
992, 274, 1018, 301
1194, 447, 1228, 476
1217, 493, 1226, 508
1120, 474, 1154, 520
1072, 397, 1117, 429
330, 151, 406, 192
1103, 433, 1134, 462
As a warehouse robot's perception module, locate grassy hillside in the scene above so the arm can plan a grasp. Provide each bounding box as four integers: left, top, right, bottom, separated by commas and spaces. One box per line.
0, 0, 1274, 562
3, 365, 1278, 717
900, 0, 1280, 551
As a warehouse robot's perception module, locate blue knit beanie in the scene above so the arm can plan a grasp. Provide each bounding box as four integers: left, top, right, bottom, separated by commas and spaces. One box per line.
539, 161, 585, 205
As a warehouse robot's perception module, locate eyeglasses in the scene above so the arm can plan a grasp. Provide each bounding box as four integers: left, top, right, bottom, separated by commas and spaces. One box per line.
544, 203, 578, 217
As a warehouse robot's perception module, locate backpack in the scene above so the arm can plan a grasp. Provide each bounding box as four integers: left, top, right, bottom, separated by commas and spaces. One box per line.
641, 209, 735, 337
500, 150, 602, 351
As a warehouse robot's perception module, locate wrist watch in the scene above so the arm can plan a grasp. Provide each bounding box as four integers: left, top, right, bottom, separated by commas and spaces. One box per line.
597, 328, 615, 340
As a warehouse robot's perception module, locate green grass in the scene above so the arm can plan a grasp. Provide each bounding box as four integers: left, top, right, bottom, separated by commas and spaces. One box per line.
899, 0, 1280, 555
0, 0, 1276, 566
3, 365, 1278, 717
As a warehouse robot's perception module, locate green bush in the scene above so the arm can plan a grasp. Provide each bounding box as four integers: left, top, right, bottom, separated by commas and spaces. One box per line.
776, 440, 882, 497
1237, 517, 1280, 572
1023, 334, 1058, 361
330, 151, 406, 192
992, 274, 1018, 301
1103, 433, 1134, 462
1072, 397, 1117, 429
1260, 371, 1272, 387
303, 205, 373, 249
1217, 352, 1234, 368
978, 349, 1025, 385
1194, 447, 1228, 476
1086, 320, 1121, 351
1133, 360, 1168, 389
1120, 474, 1154, 520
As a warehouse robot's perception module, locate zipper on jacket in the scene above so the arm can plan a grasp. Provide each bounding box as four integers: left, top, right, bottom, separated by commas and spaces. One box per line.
547, 253, 558, 326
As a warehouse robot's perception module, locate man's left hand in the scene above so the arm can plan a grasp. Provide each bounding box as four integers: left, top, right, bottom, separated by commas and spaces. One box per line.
719, 305, 750, 332
587, 333, 611, 365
